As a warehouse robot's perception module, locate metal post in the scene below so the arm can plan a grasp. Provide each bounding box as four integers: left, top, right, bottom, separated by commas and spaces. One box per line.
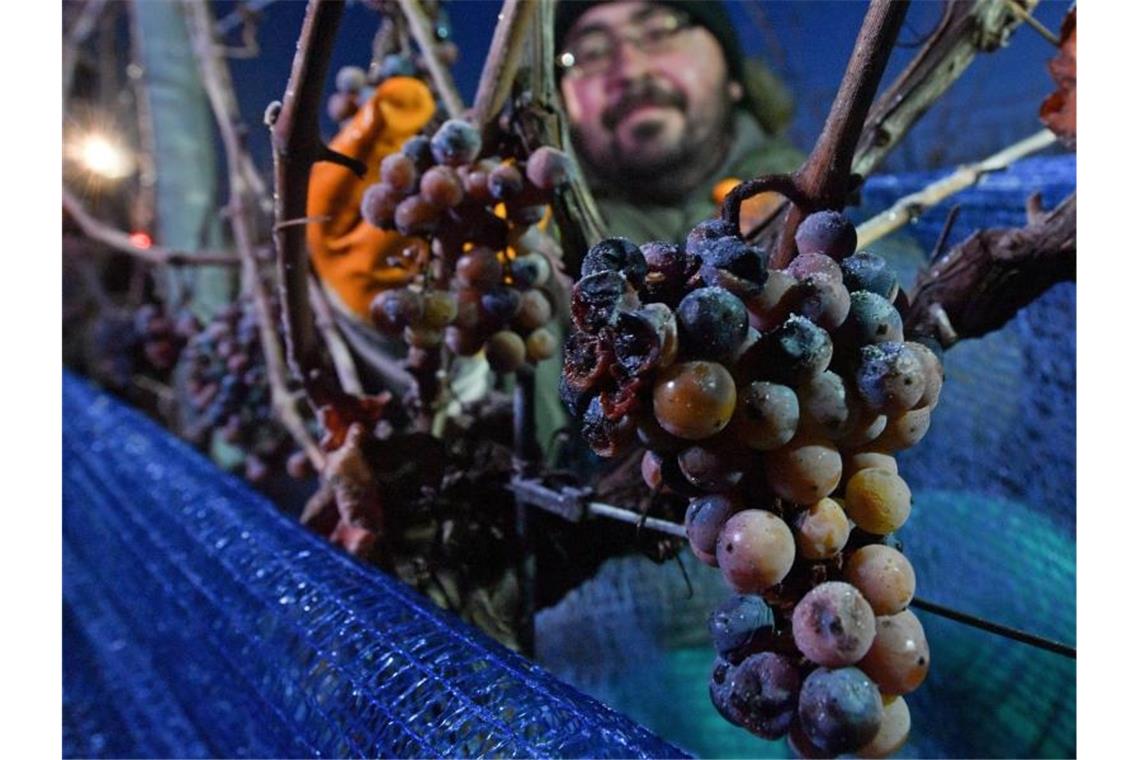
512, 366, 540, 656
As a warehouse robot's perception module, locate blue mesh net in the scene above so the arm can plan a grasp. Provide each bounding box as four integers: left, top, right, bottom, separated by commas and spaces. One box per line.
62, 372, 686, 759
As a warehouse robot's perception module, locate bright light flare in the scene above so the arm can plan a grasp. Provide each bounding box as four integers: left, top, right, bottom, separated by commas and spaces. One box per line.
67, 131, 135, 180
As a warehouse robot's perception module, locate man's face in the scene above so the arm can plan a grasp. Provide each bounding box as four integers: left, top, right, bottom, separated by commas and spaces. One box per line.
559, 2, 739, 183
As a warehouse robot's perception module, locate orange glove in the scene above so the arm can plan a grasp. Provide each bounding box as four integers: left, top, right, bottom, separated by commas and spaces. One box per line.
307, 77, 436, 318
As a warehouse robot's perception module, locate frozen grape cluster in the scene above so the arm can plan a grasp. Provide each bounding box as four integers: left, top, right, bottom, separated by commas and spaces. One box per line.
179, 298, 315, 484
362, 118, 574, 376
560, 209, 940, 757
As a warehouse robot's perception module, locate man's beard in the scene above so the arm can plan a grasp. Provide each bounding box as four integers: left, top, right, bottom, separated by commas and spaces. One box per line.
574, 81, 735, 200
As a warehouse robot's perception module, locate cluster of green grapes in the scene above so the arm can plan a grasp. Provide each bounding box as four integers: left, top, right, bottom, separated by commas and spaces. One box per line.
363, 118, 572, 376
180, 298, 313, 484
560, 210, 942, 757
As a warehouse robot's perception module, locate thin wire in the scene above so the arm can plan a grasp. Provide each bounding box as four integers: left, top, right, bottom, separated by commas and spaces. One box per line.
911, 596, 1076, 659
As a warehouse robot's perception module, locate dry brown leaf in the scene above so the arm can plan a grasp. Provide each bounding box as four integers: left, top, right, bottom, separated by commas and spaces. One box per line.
1040, 9, 1076, 148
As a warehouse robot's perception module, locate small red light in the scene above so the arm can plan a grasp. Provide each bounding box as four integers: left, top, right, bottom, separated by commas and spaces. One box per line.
129, 231, 153, 249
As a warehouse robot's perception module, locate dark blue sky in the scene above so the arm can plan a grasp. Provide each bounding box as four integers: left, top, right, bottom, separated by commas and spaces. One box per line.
219, 0, 1070, 174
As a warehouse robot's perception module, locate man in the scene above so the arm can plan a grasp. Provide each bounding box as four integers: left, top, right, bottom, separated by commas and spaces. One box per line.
554, 0, 804, 243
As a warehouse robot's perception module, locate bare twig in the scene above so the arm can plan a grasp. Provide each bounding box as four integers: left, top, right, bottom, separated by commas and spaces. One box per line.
184, 0, 325, 471
472, 0, 537, 130
397, 0, 464, 118
62, 188, 242, 267
1001, 0, 1059, 46
852, 0, 1038, 179
269, 0, 351, 408
856, 128, 1056, 248
905, 193, 1075, 348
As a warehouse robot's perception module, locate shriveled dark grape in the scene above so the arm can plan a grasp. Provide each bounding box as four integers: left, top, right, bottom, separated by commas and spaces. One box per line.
571, 270, 636, 334
841, 251, 899, 301
685, 494, 738, 556
581, 238, 648, 287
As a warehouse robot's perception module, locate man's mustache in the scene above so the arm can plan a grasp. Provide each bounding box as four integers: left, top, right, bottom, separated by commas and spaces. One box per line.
602, 80, 686, 131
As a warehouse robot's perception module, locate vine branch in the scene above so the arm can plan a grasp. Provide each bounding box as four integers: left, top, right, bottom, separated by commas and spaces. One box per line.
62, 188, 242, 267
905, 193, 1075, 348
855, 128, 1056, 249
184, 0, 325, 470
269, 0, 349, 408
397, 0, 464, 118
472, 0, 537, 131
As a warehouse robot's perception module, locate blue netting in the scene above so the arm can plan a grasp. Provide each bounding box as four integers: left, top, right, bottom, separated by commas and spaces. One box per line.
61, 371, 686, 759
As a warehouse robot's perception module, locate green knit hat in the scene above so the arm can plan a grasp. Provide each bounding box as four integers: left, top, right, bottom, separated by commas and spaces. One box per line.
554, 0, 745, 83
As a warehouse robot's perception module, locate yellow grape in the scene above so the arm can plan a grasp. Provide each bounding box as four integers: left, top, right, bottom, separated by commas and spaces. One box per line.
763, 436, 843, 505
795, 497, 850, 560
859, 610, 929, 695
844, 545, 915, 615
855, 695, 910, 758
844, 468, 911, 534
652, 361, 737, 440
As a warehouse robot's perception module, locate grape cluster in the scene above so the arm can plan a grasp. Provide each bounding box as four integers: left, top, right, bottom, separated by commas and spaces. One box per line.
560, 210, 941, 757
86, 304, 196, 390
362, 118, 572, 375
179, 298, 313, 483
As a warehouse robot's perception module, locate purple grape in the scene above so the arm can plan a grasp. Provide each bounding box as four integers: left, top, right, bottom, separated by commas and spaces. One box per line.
678, 443, 744, 493
729, 652, 802, 739
797, 666, 883, 754
640, 240, 695, 305
479, 286, 522, 325
401, 135, 435, 173
745, 315, 833, 385
686, 218, 737, 258
853, 342, 926, 414
698, 236, 768, 284
841, 251, 899, 301
430, 118, 482, 167
676, 287, 749, 362
684, 494, 738, 556
839, 291, 904, 346
795, 210, 857, 261
708, 594, 774, 658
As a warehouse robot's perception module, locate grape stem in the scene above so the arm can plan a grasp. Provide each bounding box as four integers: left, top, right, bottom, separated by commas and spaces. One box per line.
184, 0, 326, 471
62, 188, 243, 267
268, 0, 352, 409
729, 1, 909, 269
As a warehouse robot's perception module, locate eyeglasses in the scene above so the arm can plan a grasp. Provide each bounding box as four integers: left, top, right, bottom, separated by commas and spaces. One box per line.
558, 9, 695, 78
